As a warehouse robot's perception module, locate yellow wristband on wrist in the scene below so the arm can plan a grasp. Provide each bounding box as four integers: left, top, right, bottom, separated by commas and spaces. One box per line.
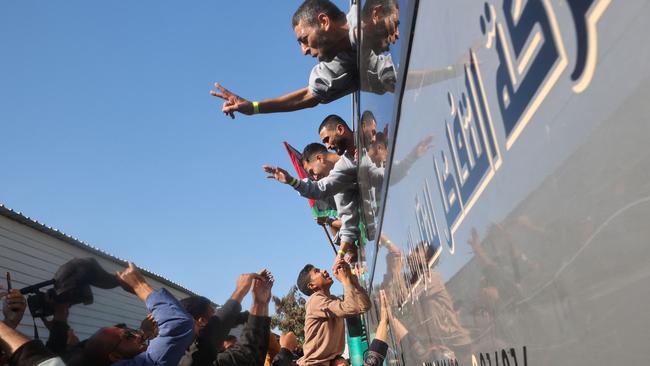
252, 101, 260, 114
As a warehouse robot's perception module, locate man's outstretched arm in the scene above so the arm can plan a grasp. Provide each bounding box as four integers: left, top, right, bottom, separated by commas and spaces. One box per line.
262, 165, 353, 200
114, 263, 195, 366
210, 84, 319, 118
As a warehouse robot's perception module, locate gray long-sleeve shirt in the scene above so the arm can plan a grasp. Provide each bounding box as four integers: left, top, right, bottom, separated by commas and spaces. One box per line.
293, 153, 360, 244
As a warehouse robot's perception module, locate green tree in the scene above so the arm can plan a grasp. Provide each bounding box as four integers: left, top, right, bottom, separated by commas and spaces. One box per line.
271, 286, 307, 344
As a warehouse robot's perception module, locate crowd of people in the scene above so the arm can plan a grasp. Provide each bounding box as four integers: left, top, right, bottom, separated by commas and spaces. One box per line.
1, 0, 409, 365
0, 255, 393, 366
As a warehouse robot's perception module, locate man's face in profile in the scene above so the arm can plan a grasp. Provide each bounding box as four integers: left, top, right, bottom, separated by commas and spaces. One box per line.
361, 119, 377, 144
384, 6, 400, 48
365, 5, 400, 53
103, 327, 148, 361
368, 143, 387, 165
319, 126, 349, 156
303, 154, 332, 181
294, 16, 340, 62
308, 267, 333, 292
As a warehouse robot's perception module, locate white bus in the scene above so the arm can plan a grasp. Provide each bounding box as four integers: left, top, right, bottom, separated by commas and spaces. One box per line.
356, 0, 650, 364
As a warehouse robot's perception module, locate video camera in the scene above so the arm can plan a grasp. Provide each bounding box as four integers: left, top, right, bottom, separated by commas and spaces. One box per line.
19, 257, 121, 318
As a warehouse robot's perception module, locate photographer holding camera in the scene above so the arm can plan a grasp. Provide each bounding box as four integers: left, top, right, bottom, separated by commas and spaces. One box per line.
1, 284, 66, 366
2, 287, 27, 331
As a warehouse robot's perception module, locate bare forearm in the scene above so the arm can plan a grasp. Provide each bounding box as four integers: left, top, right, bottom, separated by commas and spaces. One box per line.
250, 302, 268, 317
231, 288, 248, 303
0, 321, 28, 355
390, 316, 409, 344
133, 283, 155, 303
374, 320, 389, 343
339, 283, 371, 314
259, 87, 319, 113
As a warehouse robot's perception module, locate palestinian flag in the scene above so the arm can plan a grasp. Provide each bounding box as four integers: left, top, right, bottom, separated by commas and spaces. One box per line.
283, 141, 337, 218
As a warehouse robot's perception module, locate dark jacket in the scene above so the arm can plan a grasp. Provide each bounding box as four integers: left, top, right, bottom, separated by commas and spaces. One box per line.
45, 320, 70, 356
179, 312, 270, 366
9, 339, 65, 366
271, 347, 297, 366
363, 339, 388, 366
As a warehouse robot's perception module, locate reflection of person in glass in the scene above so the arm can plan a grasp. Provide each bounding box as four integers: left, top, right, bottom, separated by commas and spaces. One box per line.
362, 0, 400, 54
211, 0, 359, 118
469, 225, 549, 350
359, 0, 400, 94
368, 132, 387, 168
360, 111, 378, 146
378, 237, 474, 365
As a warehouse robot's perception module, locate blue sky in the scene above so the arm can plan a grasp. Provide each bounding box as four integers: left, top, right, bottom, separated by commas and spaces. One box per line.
0, 0, 351, 307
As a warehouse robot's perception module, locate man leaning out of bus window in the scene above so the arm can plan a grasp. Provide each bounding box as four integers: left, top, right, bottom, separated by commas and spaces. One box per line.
211, 0, 358, 118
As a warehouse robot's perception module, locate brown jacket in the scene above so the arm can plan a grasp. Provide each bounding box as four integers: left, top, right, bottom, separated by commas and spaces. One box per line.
298, 285, 371, 366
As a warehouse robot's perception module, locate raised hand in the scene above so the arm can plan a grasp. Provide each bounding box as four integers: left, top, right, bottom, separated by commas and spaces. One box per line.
140, 313, 159, 341
414, 135, 434, 157
2, 289, 26, 329
117, 262, 153, 301
232, 273, 264, 302
468, 227, 480, 249
210, 83, 254, 118
332, 257, 352, 285
331, 256, 346, 273
262, 165, 293, 184
252, 269, 274, 305
379, 289, 389, 324
374, 289, 391, 343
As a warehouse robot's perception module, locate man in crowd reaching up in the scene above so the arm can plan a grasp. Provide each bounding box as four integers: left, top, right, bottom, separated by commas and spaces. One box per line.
178, 270, 273, 366
81, 262, 195, 366
295, 257, 370, 365
211, 0, 358, 118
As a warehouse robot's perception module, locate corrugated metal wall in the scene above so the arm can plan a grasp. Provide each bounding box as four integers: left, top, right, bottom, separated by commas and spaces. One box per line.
0, 215, 196, 340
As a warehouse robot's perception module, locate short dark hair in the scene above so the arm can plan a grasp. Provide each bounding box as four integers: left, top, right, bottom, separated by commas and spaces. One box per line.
319, 114, 351, 133
180, 295, 212, 320
362, 0, 399, 18
302, 143, 329, 163
292, 0, 346, 28
297, 264, 315, 296
361, 111, 376, 126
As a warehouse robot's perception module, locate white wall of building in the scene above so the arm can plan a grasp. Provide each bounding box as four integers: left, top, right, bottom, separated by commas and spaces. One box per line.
0, 214, 197, 340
